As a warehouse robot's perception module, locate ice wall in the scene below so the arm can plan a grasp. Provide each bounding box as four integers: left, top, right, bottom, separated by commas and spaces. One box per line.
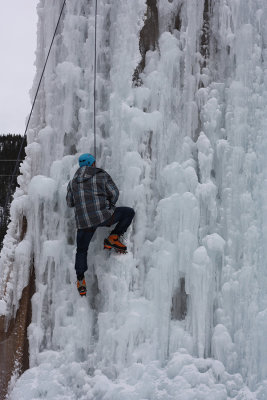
1, 0, 267, 398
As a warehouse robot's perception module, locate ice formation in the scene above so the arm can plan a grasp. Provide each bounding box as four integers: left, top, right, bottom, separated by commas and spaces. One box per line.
1, 0, 267, 398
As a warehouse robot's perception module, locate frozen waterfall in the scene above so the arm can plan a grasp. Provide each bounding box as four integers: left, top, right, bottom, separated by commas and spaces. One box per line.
1, 0, 267, 398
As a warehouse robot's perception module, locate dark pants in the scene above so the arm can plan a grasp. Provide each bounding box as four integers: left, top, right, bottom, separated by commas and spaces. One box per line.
75, 207, 135, 280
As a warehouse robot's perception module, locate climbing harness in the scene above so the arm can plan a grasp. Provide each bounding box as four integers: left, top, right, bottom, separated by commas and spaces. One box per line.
1, 0, 98, 227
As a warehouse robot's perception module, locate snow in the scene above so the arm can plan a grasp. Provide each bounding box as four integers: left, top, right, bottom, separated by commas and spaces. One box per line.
0, 0, 267, 398
9, 350, 251, 400
0, 299, 7, 315
28, 175, 57, 200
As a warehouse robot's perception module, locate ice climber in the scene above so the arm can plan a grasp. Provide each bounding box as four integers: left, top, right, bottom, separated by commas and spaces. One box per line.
66, 153, 135, 296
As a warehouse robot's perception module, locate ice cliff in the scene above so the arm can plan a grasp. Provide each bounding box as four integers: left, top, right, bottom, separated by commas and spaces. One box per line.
1, 0, 267, 398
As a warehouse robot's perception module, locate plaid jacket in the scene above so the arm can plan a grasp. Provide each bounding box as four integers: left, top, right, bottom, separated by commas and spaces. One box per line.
66, 166, 119, 229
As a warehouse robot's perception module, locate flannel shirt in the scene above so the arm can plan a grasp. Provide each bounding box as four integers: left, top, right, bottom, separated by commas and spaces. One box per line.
66, 166, 119, 229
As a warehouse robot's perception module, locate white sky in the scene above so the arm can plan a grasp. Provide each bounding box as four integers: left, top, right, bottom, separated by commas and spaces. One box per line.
0, 1, 38, 134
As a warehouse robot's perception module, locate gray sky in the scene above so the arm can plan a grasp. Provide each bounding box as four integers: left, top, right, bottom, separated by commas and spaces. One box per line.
0, 0, 38, 134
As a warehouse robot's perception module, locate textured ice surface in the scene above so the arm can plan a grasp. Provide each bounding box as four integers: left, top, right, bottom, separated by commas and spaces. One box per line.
1, 0, 267, 398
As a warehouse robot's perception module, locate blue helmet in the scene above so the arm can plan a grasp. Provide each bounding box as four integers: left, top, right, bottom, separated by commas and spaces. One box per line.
79, 153, 96, 167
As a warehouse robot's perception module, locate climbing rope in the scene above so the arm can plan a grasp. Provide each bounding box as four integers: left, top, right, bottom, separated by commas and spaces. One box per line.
2, 0, 67, 221
94, 0, 98, 159
2, 0, 98, 228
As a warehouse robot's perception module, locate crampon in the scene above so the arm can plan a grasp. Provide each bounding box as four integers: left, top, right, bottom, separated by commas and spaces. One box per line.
104, 234, 127, 254
77, 278, 87, 296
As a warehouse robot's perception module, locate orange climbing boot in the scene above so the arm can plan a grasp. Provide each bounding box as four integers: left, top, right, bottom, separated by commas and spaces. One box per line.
104, 234, 127, 254
77, 278, 87, 296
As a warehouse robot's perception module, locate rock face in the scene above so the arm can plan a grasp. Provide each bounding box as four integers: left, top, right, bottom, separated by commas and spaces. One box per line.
0, 268, 35, 398
1, 0, 267, 398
